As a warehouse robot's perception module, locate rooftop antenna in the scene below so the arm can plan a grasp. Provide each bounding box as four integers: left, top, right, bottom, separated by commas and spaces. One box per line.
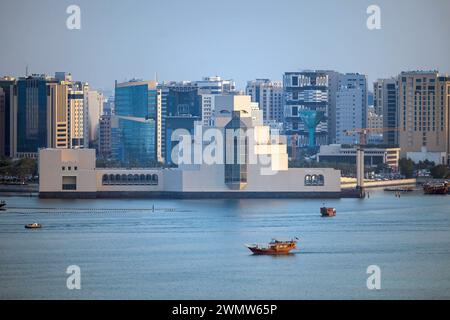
155, 71, 158, 83
25, 64, 29, 77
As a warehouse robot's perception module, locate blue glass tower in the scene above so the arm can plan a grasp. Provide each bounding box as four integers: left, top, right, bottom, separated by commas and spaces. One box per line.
0, 77, 15, 157
112, 81, 158, 167
163, 84, 200, 164
15, 76, 52, 156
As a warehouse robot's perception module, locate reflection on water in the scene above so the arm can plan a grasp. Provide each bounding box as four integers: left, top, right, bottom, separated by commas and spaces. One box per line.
0, 189, 449, 299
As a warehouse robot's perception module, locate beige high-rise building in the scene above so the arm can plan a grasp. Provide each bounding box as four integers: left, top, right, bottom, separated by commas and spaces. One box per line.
68, 88, 85, 149
47, 82, 70, 149
64, 81, 89, 149
398, 71, 450, 163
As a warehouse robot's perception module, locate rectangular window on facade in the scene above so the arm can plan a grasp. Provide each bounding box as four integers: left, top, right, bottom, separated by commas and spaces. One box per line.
62, 176, 76, 190
292, 76, 299, 86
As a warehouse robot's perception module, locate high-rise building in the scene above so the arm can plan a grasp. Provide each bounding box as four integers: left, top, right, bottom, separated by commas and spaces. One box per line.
195, 76, 235, 95
367, 106, 384, 144
112, 80, 160, 166
374, 78, 398, 146
398, 71, 450, 163
368, 91, 374, 110
0, 76, 15, 157
157, 86, 168, 163
335, 87, 363, 144
246, 79, 283, 122
164, 82, 201, 165
325, 71, 339, 145
0, 87, 5, 157
99, 114, 112, 159
81, 83, 90, 149
68, 82, 89, 149
196, 77, 236, 130
47, 82, 70, 149
55, 73, 89, 148
327, 72, 368, 144
12, 75, 58, 158
87, 90, 104, 146
103, 96, 115, 115
55, 72, 73, 82
200, 94, 215, 127
283, 71, 329, 157
7, 74, 93, 158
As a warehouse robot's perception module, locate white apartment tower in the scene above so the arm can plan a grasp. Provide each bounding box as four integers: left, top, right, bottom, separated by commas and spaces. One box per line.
246, 79, 283, 123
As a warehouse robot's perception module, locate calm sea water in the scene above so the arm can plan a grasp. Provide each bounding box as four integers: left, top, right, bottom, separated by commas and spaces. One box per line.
0, 189, 449, 299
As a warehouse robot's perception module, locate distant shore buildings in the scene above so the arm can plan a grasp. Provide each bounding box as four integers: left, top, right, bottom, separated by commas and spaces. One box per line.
0, 69, 449, 167
39, 96, 341, 198
0, 73, 101, 159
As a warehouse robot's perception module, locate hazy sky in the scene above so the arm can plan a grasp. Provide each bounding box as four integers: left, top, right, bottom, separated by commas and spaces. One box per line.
1, 0, 449, 92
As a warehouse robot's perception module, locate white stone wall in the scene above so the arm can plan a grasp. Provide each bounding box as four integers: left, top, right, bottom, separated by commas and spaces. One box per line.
164, 164, 340, 193
39, 148, 97, 193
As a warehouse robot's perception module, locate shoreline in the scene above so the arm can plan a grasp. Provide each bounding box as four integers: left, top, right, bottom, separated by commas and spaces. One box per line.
0, 184, 38, 197
0, 179, 424, 199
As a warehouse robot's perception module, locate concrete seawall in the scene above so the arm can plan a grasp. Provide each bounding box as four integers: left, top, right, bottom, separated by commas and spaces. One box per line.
3, 180, 416, 199
341, 179, 417, 189
0, 184, 38, 197
39, 191, 345, 199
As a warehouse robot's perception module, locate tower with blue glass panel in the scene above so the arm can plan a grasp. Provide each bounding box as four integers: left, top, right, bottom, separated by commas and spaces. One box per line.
15, 75, 57, 157
112, 80, 159, 167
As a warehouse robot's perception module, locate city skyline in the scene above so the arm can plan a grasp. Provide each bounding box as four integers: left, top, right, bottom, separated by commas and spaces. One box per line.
1, 0, 450, 304
1, 0, 450, 92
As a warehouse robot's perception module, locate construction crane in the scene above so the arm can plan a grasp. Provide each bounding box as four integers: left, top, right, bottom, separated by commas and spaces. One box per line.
343, 127, 399, 146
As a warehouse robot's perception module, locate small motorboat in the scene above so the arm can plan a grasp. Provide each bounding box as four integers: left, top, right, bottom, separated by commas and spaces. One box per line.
320, 207, 336, 217
0, 200, 6, 210
25, 223, 42, 229
246, 238, 298, 255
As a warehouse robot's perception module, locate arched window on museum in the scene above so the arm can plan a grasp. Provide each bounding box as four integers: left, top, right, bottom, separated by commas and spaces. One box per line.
140, 174, 145, 184
127, 174, 133, 184
109, 174, 115, 183
102, 174, 109, 185
121, 174, 127, 184
317, 174, 325, 186
305, 174, 325, 186
133, 174, 139, 184
305, 175, 312, 186
146, 174, 152, 184
152, 174, 158, 185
